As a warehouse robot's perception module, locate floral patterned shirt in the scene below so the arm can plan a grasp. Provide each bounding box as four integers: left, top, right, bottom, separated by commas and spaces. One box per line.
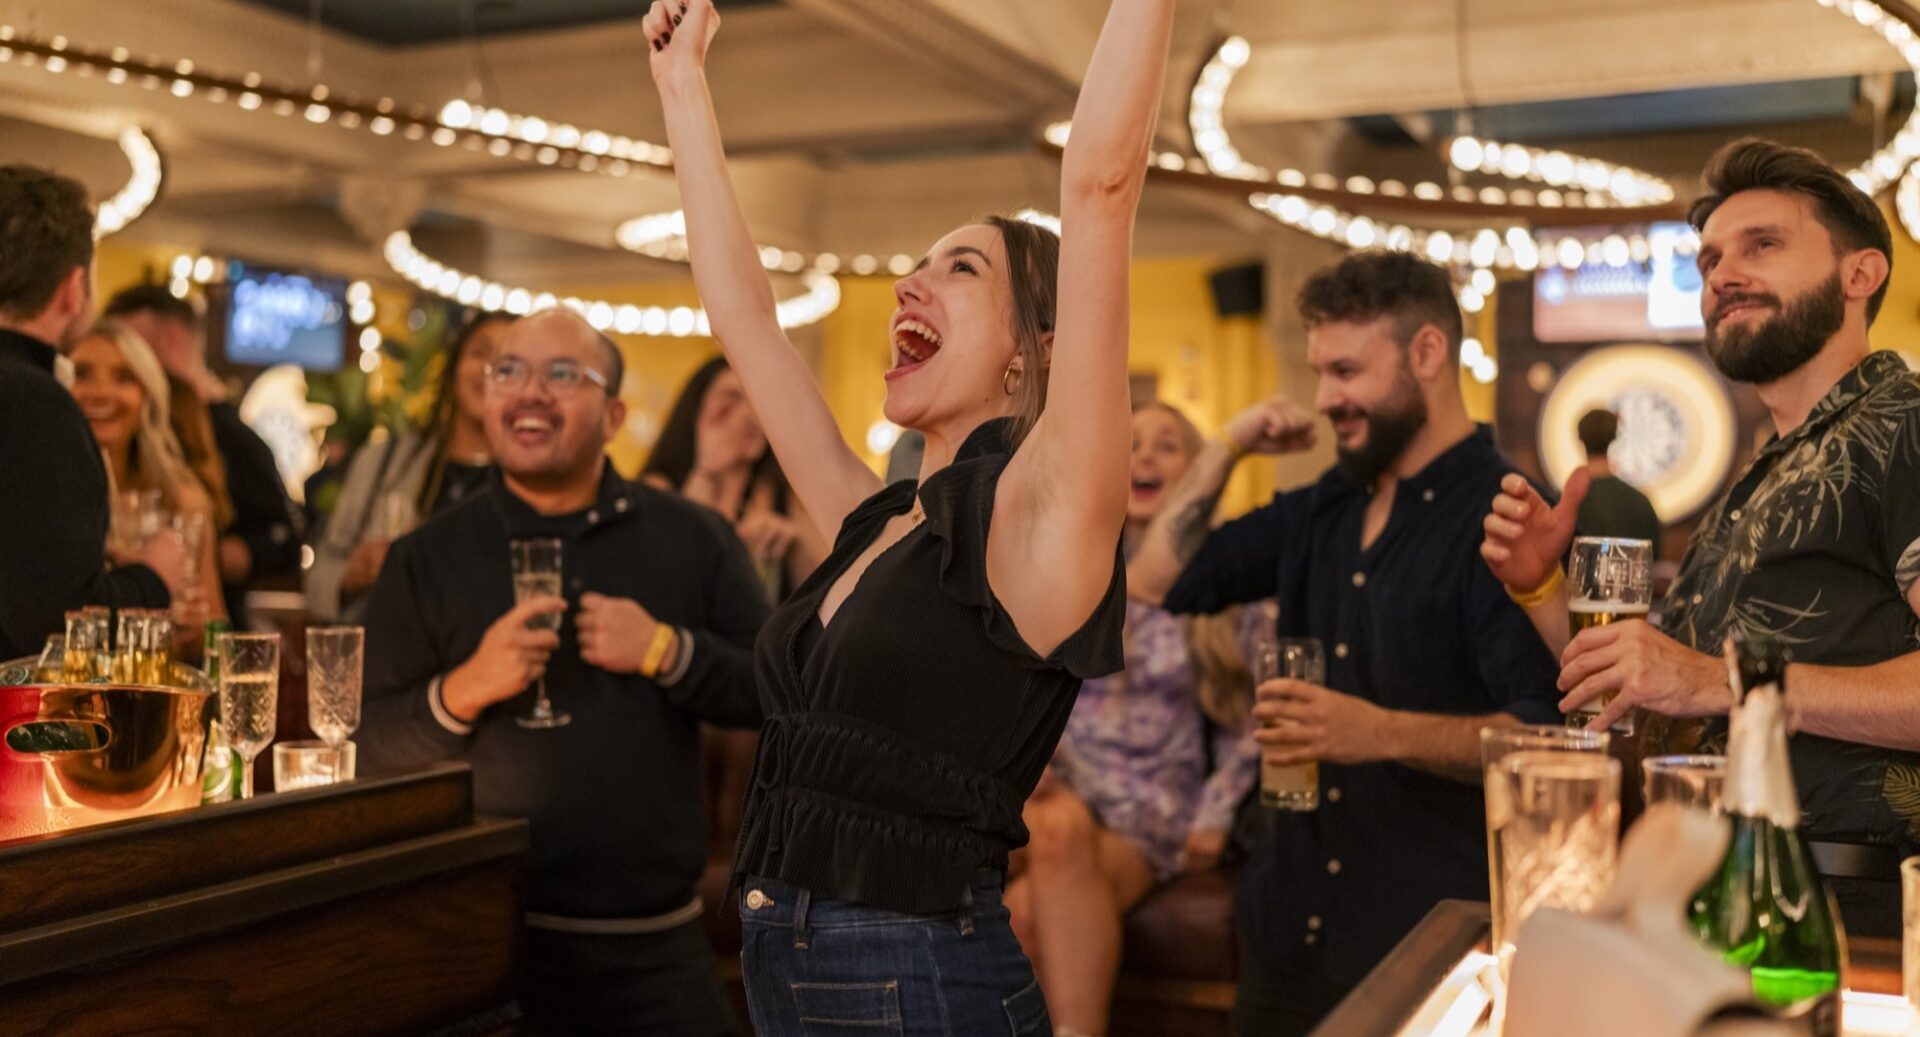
1659, 350, 1920, 848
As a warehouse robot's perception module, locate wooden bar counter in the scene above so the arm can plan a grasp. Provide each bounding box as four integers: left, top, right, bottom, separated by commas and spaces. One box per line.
0, 763, 527, 1035
1316, 900, 1905, 1036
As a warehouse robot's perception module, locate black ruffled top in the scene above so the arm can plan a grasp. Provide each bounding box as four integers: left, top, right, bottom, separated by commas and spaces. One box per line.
732, 418, 1126, 913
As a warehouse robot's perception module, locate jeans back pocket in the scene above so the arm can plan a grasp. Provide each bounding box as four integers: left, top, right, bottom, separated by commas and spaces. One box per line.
1001, 979, 1050, 1036
792, 980, 903, 1036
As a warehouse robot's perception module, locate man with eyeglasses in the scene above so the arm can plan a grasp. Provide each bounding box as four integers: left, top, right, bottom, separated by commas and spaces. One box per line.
361, 308, 768, 1036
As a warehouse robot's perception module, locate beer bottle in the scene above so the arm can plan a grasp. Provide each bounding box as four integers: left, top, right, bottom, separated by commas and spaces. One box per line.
200, 619, 235, 805
1689, 631, 1844, 1034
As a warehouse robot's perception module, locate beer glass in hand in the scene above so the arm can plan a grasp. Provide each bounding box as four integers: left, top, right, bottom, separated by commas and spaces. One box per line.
510, 537, 569, 729
1253, 633, 1323, 811
1565, 536, 1652, 735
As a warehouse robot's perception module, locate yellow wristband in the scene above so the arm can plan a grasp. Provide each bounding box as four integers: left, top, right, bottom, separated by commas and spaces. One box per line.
1223, 437, 1249, 461
639, 624, 677, 678
1506, 566, 1565, 608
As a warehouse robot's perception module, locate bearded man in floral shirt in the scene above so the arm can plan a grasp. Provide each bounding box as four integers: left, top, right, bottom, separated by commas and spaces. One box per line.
1484, 137, 1920, 937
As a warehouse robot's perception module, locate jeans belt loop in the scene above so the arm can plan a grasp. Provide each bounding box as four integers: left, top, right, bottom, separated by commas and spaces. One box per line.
957, 879, 976, 937
793, 886, 813, 950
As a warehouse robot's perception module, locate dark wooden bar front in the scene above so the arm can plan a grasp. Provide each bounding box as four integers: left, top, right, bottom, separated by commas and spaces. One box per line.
0, 763, 528, 1036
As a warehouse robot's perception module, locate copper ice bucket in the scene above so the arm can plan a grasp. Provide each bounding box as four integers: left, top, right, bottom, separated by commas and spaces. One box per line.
0, 657, 215, 841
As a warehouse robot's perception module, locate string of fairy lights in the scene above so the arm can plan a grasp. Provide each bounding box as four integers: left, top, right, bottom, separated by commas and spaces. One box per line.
9, 0, 1920, 343
95, 127, 162, 236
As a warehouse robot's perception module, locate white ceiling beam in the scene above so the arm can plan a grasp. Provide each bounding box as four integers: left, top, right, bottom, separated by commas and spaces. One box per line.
1224, 0, 1909, 125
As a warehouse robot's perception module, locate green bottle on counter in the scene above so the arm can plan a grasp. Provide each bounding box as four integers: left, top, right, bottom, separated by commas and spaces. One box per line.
200, 619, 238, 805
1688, 630, 1844, 1035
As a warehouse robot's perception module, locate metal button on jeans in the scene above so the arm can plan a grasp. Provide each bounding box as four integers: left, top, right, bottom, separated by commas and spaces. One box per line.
746, 889, 772, 910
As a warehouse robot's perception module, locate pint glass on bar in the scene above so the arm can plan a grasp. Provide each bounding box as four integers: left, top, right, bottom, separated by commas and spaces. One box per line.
1480, 725, 1610, 968
1253, 635, 1323, 811
1565, 536, 1652, 735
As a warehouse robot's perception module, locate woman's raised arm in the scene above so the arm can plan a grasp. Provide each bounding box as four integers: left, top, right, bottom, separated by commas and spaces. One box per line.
645, 0, 881, 540
991, 0, 1176, 655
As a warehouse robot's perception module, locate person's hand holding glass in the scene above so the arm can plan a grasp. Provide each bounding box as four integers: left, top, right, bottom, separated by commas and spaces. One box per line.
1563, 537, 1652, 735
306, 626, 363, 784
510, 537, 569, 729
218, 632, 280, 799
1249, 630, 1323, 811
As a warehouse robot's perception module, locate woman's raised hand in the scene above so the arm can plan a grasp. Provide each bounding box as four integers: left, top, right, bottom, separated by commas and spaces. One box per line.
644, 0, 719, 82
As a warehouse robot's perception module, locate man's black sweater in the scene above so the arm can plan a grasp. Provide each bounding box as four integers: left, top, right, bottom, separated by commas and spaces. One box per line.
0, 328, 168, 660
359, 466, 767, 920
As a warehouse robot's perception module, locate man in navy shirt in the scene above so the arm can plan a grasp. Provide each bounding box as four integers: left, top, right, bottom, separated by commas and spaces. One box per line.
1130, 251, 1563, 1035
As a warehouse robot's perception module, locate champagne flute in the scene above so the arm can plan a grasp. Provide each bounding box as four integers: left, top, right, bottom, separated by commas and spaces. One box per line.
218, 632, 280, 799
110, 488, 163, 556
510, 537, 569, 729
170, 511, 209, 598
306, 626, 364, 784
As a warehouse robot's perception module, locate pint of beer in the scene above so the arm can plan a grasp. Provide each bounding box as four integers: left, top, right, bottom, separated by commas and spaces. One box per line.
1565, 537, 1652, 735
1253, 634, 1323, 811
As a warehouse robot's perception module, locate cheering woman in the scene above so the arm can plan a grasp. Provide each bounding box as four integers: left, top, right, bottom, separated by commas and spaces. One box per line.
644, 0, 1174, 1031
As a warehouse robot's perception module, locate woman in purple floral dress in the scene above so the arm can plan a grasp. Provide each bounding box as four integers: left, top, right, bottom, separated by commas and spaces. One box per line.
1005, 401, 1260, 1037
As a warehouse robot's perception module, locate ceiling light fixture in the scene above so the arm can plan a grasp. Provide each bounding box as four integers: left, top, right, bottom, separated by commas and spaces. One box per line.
0, 25, 673, 182
1189, 35, 1675, 211
95, 126, 163, 236
384, 231, 842, 336
613, 211, 918, 277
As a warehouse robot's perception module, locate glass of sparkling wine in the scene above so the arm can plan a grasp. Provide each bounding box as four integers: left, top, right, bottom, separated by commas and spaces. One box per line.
510, 537, 569, 729
1565, 536, 1653, 735
1252, 633, 1323, 811
306, 626, 364, 784
218, 632, 280, 799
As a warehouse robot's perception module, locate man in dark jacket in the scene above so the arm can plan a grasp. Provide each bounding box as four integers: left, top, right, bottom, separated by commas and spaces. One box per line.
104, 285, 303, 628
360, 309, 766, 1036
1572, 408, 1662, 552
0, 166, 184, 660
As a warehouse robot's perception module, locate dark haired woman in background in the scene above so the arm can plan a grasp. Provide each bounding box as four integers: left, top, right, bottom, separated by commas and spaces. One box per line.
647, 0, 1173, 1029
305, 312, 511, 622
642, 356, 827, 598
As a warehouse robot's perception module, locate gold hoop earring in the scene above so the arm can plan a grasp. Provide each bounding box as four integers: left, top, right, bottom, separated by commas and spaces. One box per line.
1003, 365, 1021, 397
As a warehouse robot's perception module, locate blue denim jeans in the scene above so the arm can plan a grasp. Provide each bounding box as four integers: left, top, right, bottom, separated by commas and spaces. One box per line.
738, 871, 1049, 1037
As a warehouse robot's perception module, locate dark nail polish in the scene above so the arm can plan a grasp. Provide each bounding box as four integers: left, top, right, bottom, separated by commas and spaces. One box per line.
652, 40, 662, 51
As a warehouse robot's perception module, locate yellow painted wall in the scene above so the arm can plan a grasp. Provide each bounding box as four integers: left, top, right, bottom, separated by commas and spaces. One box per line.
1874, 197, 1920, 365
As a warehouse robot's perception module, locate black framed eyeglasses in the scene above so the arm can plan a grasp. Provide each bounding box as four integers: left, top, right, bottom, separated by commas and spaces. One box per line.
486, 356, 612, 394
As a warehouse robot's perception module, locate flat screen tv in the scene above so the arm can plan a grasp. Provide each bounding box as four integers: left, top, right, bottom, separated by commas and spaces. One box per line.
222, 263, 348, 371
1532, 221, 1704, 343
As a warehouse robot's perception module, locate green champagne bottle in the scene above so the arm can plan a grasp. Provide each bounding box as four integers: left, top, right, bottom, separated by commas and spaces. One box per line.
200, 619, 235, 805
1688, 630, 1844, 1034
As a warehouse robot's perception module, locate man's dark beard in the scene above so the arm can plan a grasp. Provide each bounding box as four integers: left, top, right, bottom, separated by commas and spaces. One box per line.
1704, 272, 1845, 384
1333, 366, 1428, 483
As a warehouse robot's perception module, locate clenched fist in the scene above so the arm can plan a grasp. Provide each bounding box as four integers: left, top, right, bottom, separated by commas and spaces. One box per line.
1222, 396, 1318, 457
